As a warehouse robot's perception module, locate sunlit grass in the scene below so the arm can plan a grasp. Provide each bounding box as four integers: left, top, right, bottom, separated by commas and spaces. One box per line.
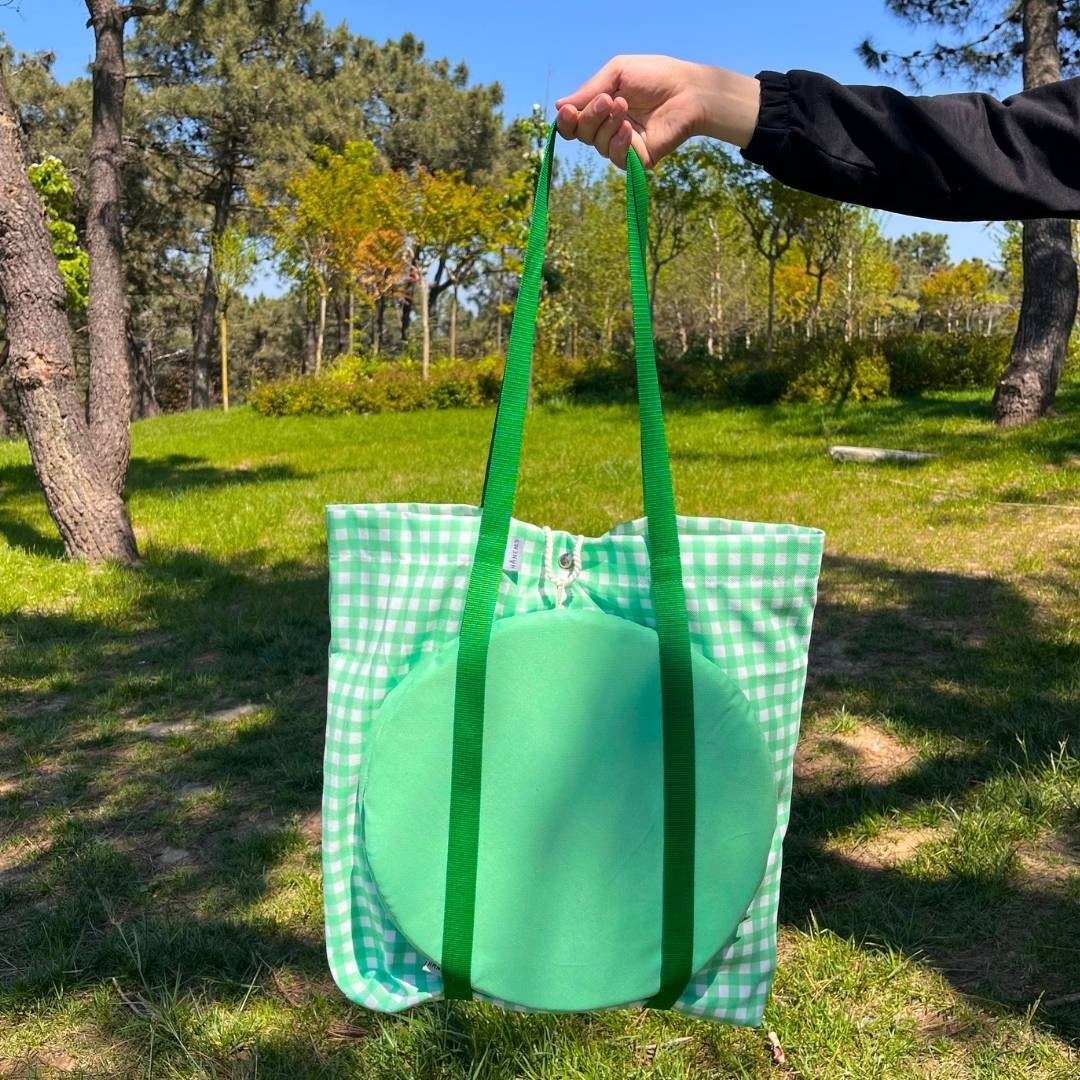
1, 388, 1078, 1077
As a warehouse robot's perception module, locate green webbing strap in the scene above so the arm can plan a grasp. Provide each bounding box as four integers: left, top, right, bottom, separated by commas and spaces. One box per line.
441, 124, 696, 1010
625, 145, 697, 1011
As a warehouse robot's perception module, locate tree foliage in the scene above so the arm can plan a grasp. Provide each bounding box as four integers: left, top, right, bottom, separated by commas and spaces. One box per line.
28, 155, 89, 312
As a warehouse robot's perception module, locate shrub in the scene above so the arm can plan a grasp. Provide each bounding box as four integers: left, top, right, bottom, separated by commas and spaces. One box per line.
249, 355, 503, 417
671, 337, 889, 405
249, 331, 1061, 418
783, 339, 891, 404
884, 331, 1010, 393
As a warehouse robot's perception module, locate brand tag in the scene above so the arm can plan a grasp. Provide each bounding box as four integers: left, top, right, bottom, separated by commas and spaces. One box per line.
503, 536, 524, 573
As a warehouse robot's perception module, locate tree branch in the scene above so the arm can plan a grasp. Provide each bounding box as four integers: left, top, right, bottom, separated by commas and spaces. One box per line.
858, 0, 1023, 81
119, 3, 167, 18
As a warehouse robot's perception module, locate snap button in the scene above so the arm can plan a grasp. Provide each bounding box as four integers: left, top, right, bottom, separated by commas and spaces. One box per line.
558, 551, 574, 570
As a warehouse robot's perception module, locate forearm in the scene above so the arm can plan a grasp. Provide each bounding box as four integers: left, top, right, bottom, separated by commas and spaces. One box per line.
734, 68, 1080, 221
693, 66, 761, 149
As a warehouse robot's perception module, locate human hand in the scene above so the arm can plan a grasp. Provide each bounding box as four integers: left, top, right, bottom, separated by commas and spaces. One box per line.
555, 55, 761, 170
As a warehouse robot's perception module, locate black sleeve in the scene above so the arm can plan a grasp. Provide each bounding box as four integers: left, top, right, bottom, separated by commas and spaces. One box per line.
740, 68, 1080, 221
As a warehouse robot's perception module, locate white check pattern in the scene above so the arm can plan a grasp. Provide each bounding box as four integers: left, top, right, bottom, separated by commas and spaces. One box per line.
323, 502, 824, 1023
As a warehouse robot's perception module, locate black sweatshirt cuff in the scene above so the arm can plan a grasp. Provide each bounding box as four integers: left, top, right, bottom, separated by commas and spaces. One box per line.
740, 69, 792, 168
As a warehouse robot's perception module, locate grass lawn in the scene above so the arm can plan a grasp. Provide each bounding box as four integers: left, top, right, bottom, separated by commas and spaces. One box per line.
1, 387, 1079, 1078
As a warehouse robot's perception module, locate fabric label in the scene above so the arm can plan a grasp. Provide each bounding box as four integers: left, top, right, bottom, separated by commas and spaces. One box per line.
422, 958, 442, 975
503, 536, 524, 573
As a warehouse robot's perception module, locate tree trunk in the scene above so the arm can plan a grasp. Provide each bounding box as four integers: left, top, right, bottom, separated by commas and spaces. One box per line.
844, 247, 855, 344
374, 293, 384, 356
315, 287, 328, 374
302, 298, 315, 374
400, 277, 414, 342
992, 0, 1076, 426
765, 256, 777, 359
0, 67, 137, 564
219, 313, 229, 410
811, 269, 826, 337
993, 217, 1076, 424
85, 0, 131, 495
418, 270, 431, 381
335, 291, 346, 356
449, 282, 457, 361
716, 275, 725, 360
129, 331, 160, 420
347, 282, 355, 355
190, 156, 235, 407
709, 232, 725, 359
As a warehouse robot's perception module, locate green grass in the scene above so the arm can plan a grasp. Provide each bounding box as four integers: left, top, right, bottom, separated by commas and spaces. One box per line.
1, 388, 1079, 1078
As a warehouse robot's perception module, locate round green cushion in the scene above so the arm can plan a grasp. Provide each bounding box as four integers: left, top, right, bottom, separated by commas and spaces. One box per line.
362, 607, 777, 1011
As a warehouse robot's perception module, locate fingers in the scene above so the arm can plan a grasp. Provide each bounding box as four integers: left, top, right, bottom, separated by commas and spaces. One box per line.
555, 102, 649, 172
555, 103, 580, 140
556, 94, 630, 160
554, 56, 622, 110
608, 123, 651, 171
592, 96, 628, 157
574, 93, 615, 147
608, 120, 633, 170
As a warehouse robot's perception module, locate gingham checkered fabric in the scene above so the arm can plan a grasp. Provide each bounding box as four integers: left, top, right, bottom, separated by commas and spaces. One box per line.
323, 501, 824, 1023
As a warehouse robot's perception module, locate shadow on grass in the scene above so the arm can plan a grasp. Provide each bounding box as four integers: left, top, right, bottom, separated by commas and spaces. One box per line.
786, 553, 1080, 1041
2, 540, 1080, 1068
0, 454, 308, 558
767, 384, 1080, 463
0, 550, 329, 1021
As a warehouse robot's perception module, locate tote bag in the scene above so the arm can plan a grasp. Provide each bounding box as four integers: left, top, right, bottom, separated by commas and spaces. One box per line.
322, 124, 825, 1023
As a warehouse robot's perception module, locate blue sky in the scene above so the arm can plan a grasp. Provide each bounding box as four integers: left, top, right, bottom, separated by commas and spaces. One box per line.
3, 0, 1017, 270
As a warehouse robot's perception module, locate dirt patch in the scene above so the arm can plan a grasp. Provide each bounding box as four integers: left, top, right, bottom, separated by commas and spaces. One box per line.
0, 1049, 80, 1076
178, 782, 215, 799
139, 719, 196, 740
299, 810, 321, 845
840, 825, 942, 871
270, 966, 336, 1006
0, 830, 48, 885
158, 846, 191, 867
205, 702, 261, 725
1016, 830, 1080, 891
910, 1003, 972, 1040
931, 833, 1080, 1003
9, 693, 71, 720
807, 636, 862, 679
795, 723, 917, 789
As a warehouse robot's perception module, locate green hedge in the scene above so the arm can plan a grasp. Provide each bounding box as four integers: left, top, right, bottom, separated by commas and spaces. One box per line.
250, 332, 1074, 417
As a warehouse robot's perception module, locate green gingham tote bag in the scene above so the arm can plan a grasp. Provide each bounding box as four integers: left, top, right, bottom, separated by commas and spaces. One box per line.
322, 124, 825, 1023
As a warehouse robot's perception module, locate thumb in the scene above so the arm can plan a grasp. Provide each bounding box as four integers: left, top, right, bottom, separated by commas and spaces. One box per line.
554, 56, 623, 110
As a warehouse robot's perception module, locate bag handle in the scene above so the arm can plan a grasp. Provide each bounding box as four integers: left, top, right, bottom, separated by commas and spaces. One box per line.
441, 123, 697, 1010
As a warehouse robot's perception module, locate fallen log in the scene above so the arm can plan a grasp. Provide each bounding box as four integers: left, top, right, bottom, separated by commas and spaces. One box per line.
828, 445, 936, 464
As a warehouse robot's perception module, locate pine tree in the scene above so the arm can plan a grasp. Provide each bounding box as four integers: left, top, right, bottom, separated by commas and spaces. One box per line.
859, 0, 1080, 425
0, 0, 142, 563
